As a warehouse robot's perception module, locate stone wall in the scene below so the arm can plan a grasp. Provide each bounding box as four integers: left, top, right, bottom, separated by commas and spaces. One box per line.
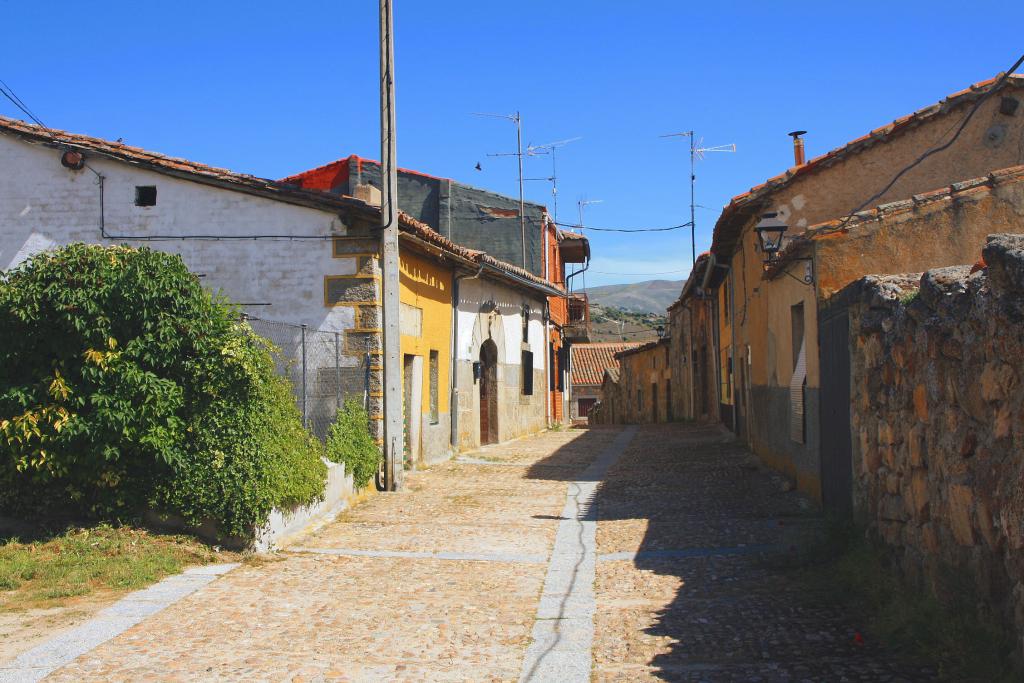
608, 341, 672, 424
848, 234, 1024, 652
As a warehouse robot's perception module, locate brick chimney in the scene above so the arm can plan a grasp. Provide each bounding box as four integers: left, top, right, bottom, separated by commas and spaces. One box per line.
788, 130, 807, 167
353, 183, 382, 207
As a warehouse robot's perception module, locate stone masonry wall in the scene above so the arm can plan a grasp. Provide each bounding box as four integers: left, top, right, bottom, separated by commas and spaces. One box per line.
849, 234, 1024, 653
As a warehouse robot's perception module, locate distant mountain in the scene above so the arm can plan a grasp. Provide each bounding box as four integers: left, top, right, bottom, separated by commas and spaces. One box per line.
583, 279, 684, 314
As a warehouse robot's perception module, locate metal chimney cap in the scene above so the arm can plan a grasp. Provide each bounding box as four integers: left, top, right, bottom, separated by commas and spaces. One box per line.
788, 130, 808, 139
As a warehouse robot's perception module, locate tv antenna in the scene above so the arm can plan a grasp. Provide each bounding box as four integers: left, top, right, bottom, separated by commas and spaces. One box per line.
523, 136, 581, 222
661, 131, 736, 265
473, 111, 528, 269
577, 197, 603, 229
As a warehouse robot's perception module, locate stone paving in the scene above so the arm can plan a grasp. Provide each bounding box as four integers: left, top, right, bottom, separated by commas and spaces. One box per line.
35, 424, 934, 681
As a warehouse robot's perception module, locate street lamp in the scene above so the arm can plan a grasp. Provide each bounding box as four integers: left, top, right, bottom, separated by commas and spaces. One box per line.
754, 212, 788, 264
656, 325, 666, 339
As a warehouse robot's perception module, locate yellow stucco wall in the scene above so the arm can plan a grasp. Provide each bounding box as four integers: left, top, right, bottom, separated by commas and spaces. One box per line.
399, 249, 452, 417
814, 177, 1024, 299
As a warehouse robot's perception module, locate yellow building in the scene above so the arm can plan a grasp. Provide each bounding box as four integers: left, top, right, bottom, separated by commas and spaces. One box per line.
398, 247, 453, 466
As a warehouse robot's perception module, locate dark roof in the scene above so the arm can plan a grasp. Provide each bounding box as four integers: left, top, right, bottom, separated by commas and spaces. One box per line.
571, 343, 639, 385
710, 73, 1024, 259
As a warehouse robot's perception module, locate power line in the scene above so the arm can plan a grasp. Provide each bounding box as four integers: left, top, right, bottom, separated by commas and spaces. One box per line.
591, 269, 688, 275
0, 78, 48, 131
831, 53, 1024, 231
553, 220, 692, 233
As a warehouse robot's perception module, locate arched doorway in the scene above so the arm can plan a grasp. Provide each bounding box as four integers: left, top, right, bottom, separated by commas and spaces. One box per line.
479, 339, 499, 445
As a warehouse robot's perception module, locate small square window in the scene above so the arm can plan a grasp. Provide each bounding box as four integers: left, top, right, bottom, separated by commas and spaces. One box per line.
135, 186, 157, 207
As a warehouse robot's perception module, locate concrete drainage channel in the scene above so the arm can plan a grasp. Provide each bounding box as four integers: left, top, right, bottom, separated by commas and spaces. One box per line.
0, 564, 238, 683
518, 426, 637, 683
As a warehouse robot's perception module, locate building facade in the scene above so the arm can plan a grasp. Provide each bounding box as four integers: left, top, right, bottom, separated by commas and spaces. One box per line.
591, 340, 674, 425
569, 342, 638, 421
706, 74, 1024, 503
453, 275, 552, 449
284, 155, 591, 431
397, 248, 454, 466
0, 115, 563, 465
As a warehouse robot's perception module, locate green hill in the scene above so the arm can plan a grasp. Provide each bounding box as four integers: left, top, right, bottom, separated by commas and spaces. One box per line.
583, 279, 683, 314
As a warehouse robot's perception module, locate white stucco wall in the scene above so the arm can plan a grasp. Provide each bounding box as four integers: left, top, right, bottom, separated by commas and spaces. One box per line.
0, 134, 357, 333
455, 277, 546, 364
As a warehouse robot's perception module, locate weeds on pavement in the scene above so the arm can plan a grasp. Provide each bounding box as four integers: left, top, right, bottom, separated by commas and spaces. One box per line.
801, 519, 1018, 682
0, 524, 230, 611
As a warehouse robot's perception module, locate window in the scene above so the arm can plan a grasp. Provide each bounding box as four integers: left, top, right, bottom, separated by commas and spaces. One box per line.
522, 303, 531, 342
578, 398, 597, 417
791, 303, 805, 371
637, 388, 643, 412
521, 350, 534, 395
429, 350, 439, 424
790, 303, 807, 443
549, 345, 556, 391
134, 186, 157, 206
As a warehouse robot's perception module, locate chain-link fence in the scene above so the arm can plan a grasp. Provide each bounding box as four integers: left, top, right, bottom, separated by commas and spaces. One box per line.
244, 315, 372, 442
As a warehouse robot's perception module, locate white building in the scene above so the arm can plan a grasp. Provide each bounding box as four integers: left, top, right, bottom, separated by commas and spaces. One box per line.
452, 269, 553, 450
0, 115, 565, 452
0, 115, 391, 440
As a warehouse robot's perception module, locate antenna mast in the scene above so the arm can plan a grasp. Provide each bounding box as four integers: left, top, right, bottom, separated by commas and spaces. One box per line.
525, 136, 581, 222
474, 111, 528, 269
661, 131, 735, 265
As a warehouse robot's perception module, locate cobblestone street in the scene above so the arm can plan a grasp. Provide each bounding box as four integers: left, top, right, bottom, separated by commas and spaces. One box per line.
38, 425, 933, 682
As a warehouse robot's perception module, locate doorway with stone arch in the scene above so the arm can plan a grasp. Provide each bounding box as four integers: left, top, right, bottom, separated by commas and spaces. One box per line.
478, 339, 499, 445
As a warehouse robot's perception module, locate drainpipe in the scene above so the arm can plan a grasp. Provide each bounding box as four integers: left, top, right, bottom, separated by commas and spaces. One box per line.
542, 218, 552, 427
450, 264, 484, 452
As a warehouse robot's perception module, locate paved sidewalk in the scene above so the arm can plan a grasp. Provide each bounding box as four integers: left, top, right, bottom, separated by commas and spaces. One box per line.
37, 425, 932, 681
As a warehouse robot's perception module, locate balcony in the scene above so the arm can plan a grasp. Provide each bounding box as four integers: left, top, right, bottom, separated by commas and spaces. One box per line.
564, 293, 591, 341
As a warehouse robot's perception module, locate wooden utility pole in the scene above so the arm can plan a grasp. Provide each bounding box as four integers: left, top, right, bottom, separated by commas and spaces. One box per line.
380, 0, 403, 490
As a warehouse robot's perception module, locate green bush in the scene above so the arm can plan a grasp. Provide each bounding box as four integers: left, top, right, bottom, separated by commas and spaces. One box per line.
0, 244, 326, 537
325, 398, 381, 489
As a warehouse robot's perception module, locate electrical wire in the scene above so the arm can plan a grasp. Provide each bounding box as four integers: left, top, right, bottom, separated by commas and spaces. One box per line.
552, 220, 692, 233
830, 53, 1024, 232
0, 78, 47, 130
591, 268, 688, 275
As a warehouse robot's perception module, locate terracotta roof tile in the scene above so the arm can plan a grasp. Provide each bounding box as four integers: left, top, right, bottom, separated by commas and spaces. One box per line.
0, 115, 563, 297
767, 163, 1024, 278
571, 343, 640, 386
616, 337, 669, 359
711, 73, 1024, 259
0, 114, 369, 215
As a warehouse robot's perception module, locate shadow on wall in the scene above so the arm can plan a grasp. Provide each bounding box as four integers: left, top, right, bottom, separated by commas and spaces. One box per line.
522, 424, 935, 680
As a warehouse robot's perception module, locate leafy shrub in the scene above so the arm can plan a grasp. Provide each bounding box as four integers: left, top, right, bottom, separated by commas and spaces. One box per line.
325, 398, 381, 489
0, 244, 325, 536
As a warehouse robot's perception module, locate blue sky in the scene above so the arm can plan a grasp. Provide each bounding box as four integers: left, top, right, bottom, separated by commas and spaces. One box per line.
1, 1, 1019, 287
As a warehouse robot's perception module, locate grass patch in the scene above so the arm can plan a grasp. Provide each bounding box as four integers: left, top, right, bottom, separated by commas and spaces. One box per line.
801, 522, 1018, 681
0, 524, 230, 611
899, 289, 920, 305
